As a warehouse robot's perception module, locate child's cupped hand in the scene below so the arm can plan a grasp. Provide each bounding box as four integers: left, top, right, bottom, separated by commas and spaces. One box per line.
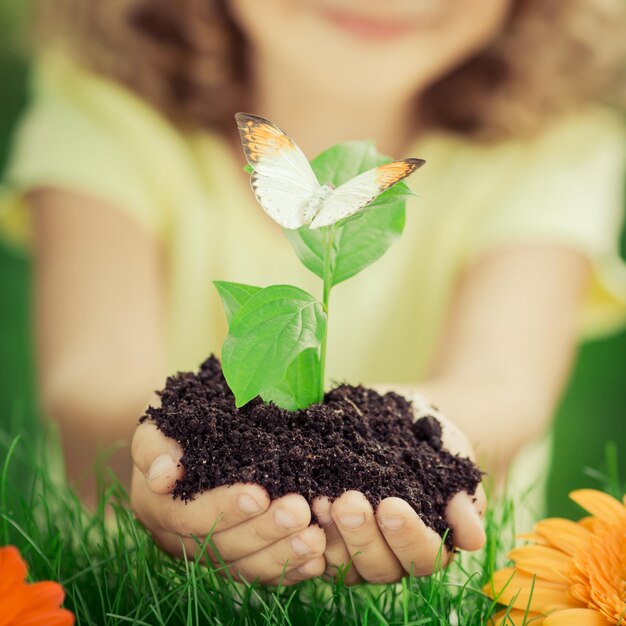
130, 421, 327, 586
312, 388, 487, 584
130, 408, 485, 586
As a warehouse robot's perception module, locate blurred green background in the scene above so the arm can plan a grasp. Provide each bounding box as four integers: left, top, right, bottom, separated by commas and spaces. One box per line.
1, 5, 624, 519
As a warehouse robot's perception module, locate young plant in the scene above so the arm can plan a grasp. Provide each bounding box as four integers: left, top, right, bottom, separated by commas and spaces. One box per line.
214, 113, 424, 410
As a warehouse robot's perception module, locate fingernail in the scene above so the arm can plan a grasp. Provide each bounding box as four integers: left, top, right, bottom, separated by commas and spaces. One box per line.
291, 536, 312, 556
238, 494, 262, 514
147, 454, 175, 481
338, 513, 365, 528
274, 508, 300, 529
379, 516, 406, 531
297, 559, 319, 575
315, 511, 333, 527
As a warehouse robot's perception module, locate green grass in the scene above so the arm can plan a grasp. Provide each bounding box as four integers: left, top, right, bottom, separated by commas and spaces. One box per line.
1, 431, 523, 626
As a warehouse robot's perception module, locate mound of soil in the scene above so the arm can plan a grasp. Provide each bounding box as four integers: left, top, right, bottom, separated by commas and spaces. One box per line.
142, 356, 482, 547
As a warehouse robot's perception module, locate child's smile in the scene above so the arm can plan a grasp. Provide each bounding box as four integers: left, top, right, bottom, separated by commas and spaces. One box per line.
313, 0, 446, 41
228, 0, 513, 104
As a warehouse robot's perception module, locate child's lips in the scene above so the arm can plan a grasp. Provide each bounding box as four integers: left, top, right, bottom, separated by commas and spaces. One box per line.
320, 8, 423, 40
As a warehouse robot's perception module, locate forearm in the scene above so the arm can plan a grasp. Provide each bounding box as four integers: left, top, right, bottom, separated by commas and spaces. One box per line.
40, 359, 162, 506
53, 408, 136, 509
406, 245, 590, 480
416, 374, 554, 479
29, 188, 166, 506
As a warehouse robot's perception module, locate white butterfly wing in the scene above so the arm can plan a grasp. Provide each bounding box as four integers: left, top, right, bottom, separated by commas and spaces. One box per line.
310, 158, 425, 229
235, 113, 320, 229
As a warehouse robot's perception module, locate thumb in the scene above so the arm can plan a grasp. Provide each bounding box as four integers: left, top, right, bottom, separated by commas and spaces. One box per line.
131, 421, 184, 494
445, 486, 487, 551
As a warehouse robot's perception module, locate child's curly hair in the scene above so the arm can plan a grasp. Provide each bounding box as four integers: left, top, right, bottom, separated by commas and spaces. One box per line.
39, 0, 626, 140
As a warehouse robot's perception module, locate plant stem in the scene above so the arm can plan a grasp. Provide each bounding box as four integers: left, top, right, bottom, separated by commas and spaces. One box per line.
319, 225, 335, 401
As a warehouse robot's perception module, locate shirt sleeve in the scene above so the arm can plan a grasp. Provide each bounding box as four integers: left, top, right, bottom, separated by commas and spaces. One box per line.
0, 51, 177, 249
466, 108, 626, 338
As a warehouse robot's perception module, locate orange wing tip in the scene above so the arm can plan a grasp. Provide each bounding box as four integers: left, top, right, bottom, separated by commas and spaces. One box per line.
375, 158, 426, 188
234, 112, 273, 127
235, 113, 295, 164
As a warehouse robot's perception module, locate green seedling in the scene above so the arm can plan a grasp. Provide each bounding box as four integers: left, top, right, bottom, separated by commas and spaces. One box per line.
215, 113, 424, 409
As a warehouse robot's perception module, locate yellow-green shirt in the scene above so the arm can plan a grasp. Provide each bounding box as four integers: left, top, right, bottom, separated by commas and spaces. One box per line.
2, 52, 625, 386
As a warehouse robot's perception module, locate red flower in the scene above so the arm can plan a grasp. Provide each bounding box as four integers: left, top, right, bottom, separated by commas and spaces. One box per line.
0, 545, 74, 626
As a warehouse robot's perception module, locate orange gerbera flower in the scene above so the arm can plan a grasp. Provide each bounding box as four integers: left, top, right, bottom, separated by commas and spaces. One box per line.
485, 489, 626, 626
0, 545, 74, 626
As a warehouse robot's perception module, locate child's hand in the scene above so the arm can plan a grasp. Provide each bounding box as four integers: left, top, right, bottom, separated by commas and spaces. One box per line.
130, 422, 326, 586
312, 395, 486, 585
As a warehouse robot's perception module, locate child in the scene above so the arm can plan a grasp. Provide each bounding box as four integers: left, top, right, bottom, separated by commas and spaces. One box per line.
1, 0, 625, 586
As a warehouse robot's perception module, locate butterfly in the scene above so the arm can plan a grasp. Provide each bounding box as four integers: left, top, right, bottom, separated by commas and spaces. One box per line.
235, 113, 425, 230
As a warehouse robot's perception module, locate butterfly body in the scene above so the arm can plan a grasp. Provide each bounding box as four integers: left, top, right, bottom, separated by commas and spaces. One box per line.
303, 183, 336, 225
235, 112, 424, 230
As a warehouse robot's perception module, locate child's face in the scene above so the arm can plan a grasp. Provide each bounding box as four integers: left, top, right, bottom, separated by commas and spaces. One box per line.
229, 0, 512, 102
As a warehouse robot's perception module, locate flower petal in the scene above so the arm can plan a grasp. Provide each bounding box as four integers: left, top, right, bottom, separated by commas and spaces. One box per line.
0, 580, 69, 626
534, 519, 591, 555
517, 532, 550, 546
492, 608, 545, 625
0, 546, 28, 594
0, 547, 72, 626
508, 546, 571, 583
21, 581, 66, 611
577, 517, 597, 532
544, 608, 612, 626
569, 490, 626, 524
485, 568, 578, 612
0, 587, 33, 626
19, 609, 75, 626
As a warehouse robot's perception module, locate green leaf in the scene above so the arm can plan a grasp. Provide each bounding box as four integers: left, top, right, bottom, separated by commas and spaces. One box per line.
313, 140, 379, 186
215, 282, 323, 409
214, 281, 262, 324
221, 285, 326, 408
261, 348, 322, 410
332, 203, 405, 284
285, 141, 414, 285
366, 181, 416, 209
282, 228, 325, 279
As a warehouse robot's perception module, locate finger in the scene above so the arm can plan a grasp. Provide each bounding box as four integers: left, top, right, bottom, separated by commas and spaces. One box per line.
155, 530, 326, 586
418, 408, 486, 551
142, 481, 270, 537
152, 529, 206, 562
445, 487, 487, 551
331, 491, 404, 584
151, 529, 240, 571
211, 494, 311, 562
376, 497, 451, 576
231, 525, 326, 584
266, 556, 326, 587
312, 496, 361, 585
131, 421, 184, 494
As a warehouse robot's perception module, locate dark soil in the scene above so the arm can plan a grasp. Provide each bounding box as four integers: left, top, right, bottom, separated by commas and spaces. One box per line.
142, 356, 482, 547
